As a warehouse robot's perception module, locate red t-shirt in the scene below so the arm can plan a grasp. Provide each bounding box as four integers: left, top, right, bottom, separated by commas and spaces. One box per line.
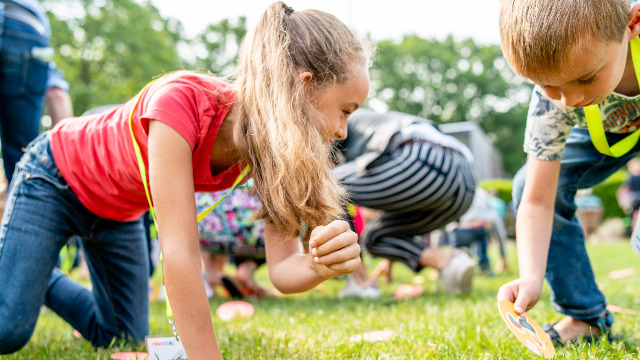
50, 71, 243, 222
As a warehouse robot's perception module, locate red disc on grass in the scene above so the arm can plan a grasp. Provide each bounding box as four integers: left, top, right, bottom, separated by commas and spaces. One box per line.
349, 330, 396, 342
216, 300, 255, 321
110, 352, 149, 360
608, 268, 635, 279
607, 304, 638, 315
393, 284, 424, 299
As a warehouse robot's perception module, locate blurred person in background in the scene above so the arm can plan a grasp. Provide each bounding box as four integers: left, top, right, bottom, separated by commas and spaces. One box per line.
333, 110, 478, 295
0, 0, 72, 182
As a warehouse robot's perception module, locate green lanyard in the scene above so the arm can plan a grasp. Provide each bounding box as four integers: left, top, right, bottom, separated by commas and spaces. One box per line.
128, 80, 250, 339
585, 37, 640, 157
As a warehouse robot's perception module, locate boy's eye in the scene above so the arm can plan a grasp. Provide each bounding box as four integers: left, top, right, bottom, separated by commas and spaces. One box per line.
342, 110, 352, 115
577, 75, 597, 85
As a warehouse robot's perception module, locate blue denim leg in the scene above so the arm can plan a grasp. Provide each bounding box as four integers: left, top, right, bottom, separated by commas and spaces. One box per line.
45, 217, 150, 347
0, 17, 50, 182
0, 134, 149, 354
453, 227, 490, 269
512, 127, 640, 322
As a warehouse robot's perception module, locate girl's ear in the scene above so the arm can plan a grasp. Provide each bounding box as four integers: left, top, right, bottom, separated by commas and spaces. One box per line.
298, 71, 313, 83
629, 4, 640, 40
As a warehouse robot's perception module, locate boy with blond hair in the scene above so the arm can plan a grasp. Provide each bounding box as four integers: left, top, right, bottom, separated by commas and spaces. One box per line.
497, 0, 640, 345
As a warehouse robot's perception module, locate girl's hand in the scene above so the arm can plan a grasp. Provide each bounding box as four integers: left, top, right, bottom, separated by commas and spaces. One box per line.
497, 276, 544, 314
308, 220, 361, 279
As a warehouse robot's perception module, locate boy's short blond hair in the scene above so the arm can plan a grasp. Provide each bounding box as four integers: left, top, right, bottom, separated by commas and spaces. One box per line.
499, 0, 631, 81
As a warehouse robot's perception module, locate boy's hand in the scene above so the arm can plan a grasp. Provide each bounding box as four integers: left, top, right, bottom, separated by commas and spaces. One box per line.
497, 277, 544, 314
308, 220, 361, 279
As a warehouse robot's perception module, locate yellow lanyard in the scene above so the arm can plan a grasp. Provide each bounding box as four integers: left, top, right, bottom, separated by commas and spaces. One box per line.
585, 37, 640, 157
128, 80, 250, 339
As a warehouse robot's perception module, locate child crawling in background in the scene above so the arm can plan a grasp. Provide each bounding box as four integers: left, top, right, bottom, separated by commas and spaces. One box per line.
0, 2, 370, 359
196, 186, 276, 299
333, 110, 478, 295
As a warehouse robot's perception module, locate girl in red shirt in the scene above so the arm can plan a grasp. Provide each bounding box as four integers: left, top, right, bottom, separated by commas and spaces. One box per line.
0, 2, 370, 358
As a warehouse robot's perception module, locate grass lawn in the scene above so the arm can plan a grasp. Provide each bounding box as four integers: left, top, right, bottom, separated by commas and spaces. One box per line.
5, 240, 640, 359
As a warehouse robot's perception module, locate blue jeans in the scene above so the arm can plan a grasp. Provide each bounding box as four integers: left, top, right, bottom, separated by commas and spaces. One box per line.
0, 134, 149, 354
452, 226, 490, 270
0, 7, 50, 182
512, 127, 639, 323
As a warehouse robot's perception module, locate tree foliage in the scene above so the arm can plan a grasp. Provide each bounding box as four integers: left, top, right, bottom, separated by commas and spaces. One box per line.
43, 0, 184, 115
190, 17, 247, 77
42, 1, 531, 175
370, 35, 532, 175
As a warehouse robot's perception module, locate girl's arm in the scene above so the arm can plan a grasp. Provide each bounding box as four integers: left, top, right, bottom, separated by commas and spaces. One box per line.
264, 220, 361, 294
148, 120, 222, 360
497, 154, 561, 314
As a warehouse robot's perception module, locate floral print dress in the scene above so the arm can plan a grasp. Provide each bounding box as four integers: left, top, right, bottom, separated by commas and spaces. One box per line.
195, 183, 265, 259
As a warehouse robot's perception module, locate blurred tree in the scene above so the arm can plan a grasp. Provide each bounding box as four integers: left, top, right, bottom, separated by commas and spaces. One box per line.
43, 0, 184, 115
370, 35, 532, 176
190, 17, 247, 76
41, 2, 529, 175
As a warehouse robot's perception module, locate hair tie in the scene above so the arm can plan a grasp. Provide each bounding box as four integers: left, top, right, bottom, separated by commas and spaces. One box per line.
284, 6, 294, 16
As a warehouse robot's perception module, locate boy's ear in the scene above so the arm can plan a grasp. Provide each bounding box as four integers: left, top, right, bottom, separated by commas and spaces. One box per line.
629, 4, 640, 40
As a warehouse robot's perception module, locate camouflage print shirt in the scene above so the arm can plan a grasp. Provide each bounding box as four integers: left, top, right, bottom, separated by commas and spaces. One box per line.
524, 86, 640, 160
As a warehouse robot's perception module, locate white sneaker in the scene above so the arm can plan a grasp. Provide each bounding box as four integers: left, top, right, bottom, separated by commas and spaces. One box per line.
158, 284, 166, 301
338, 277, 382, 299
438, 251, 475, 295
202, 271, 215, 298
362, 284, 382, 299
204, 279, 215, 299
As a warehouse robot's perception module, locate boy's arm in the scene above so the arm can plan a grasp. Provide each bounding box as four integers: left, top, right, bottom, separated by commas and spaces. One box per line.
148, 120, 222, 360
264, 220, 361, 294
498, 154, 561, 314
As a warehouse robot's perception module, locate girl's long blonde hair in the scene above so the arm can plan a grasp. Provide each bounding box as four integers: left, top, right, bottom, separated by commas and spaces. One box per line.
233, 2, 369, 240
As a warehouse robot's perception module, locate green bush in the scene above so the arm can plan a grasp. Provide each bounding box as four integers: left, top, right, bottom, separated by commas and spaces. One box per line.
478, 178, 513, 205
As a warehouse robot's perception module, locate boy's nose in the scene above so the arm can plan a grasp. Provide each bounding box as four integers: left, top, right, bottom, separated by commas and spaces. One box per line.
559, 89, 585, 108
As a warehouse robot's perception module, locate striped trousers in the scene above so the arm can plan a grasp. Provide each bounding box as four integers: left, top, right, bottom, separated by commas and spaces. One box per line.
334, 141, 476, 272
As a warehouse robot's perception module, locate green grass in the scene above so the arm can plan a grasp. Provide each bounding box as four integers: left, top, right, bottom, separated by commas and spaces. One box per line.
6, 241, 640, 359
